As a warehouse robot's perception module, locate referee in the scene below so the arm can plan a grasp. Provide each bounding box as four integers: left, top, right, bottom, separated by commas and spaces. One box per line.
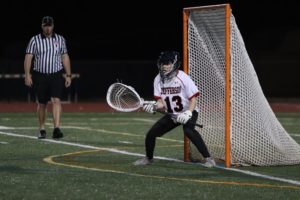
24, 16, 72, 139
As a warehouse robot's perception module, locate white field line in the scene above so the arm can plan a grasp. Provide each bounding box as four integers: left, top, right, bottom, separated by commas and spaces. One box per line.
0, 131, 179, 162
0, 125, 183, 143
290, 133, 300, 137
118, 141, 133, 144
1, 130, 300, 186
131, 118, 157, 123
0, 126, 37, 130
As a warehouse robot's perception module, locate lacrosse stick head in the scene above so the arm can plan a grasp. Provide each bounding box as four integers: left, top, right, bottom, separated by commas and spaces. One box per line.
106, 83, 144, 112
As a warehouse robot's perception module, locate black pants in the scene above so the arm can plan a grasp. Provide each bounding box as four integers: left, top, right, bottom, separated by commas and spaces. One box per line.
32, 70, 64, 104
145, 111, 211, 159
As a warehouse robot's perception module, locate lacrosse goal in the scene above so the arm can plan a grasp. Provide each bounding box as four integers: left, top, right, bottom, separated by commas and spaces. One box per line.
183, 4, 300, 167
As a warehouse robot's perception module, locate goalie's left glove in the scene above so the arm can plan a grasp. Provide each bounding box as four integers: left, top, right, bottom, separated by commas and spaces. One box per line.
143, 103, 157, 114
177, 110, 192, 124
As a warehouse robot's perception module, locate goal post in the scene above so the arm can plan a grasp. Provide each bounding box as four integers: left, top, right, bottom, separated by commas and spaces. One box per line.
183, 4, 300, 167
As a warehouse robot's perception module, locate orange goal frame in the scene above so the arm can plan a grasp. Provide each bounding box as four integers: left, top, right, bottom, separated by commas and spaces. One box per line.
182, 4, 232, 168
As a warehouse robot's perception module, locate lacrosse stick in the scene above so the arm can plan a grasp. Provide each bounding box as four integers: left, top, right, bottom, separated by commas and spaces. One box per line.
106, 82, 155, 112
106, 82, 203, 128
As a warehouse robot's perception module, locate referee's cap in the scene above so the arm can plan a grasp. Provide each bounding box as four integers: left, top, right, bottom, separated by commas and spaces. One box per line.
42, 16, 54, 26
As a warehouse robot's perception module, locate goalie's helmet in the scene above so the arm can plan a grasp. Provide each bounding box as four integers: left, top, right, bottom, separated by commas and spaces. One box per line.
157, 51, 181, 82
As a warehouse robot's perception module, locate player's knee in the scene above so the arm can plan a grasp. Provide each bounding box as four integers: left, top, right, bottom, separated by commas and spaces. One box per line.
183, 125, 193, 133
37, 103, 47, 109
146, 131, 156, 139
146, 129, 161, 139
51, 97, 61, 104
183, 127, 196, 137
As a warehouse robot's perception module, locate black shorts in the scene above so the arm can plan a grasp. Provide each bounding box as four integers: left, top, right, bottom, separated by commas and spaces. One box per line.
32, 70, 64, 104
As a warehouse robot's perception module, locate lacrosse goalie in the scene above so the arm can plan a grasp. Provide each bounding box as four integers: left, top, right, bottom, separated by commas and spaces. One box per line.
133, 50, 216, 167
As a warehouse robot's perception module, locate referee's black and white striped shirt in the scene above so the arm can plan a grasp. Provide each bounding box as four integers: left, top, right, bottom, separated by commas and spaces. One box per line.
26, 33, 68, 74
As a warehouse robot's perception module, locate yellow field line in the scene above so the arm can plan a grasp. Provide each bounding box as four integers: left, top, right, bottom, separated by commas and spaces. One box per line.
44, 150, 300, 190
2, 130, 299, 187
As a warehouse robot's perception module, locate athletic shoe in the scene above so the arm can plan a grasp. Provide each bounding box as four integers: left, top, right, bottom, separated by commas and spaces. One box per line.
133, 157, 153, 166
38, 129, 46, 139
52, 127, 63, 139
203, 157, 216, 168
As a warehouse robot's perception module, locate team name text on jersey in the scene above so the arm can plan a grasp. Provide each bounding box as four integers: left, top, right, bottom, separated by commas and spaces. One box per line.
161, 86, 182, 95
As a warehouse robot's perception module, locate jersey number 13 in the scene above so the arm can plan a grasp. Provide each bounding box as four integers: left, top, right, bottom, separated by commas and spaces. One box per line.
164, 96, 183, 113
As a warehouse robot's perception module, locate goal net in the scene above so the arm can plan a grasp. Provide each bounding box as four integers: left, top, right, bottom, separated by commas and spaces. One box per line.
183, 4, 300, 166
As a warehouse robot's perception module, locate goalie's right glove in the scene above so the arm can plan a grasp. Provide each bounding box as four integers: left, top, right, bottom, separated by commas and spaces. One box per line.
177, 110, 192, 124
143, 103, 157, 114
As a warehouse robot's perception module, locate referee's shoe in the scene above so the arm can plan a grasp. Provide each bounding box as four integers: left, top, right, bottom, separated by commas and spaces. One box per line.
53, 127, 63, 139
38, 130, 47, 139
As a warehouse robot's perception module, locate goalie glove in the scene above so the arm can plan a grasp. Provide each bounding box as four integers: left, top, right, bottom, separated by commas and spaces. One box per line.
177, 110, 192, 124
143, 103, 157, 114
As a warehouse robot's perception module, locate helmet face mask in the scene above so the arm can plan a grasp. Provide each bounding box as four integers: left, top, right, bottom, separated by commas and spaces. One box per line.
160, 63, 174, 77
157, 51, 181, 83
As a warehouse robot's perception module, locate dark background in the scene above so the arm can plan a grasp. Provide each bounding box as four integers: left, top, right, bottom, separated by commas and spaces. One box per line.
0, 0, 299, 102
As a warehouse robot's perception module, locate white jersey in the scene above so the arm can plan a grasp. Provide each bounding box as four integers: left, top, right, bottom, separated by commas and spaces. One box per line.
153, 70, 199, 115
